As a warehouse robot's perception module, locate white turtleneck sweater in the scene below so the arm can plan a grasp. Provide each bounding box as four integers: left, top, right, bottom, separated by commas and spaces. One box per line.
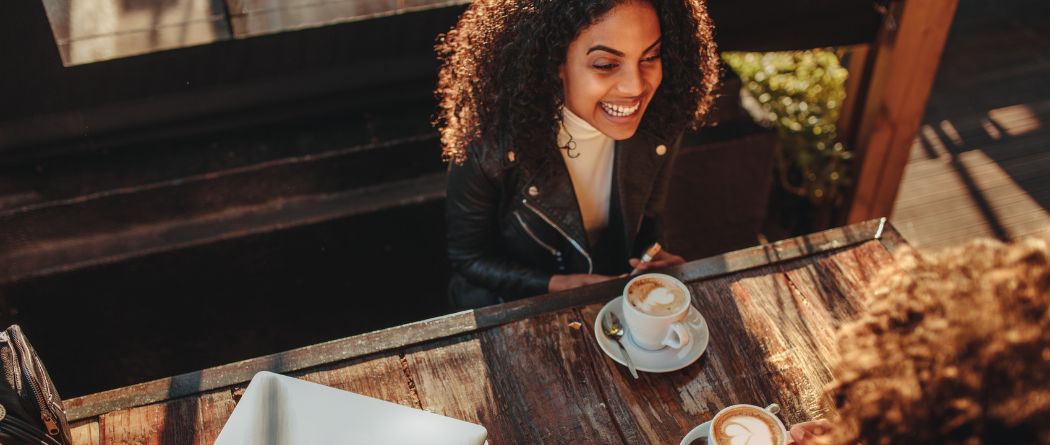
557, 107, 615, 246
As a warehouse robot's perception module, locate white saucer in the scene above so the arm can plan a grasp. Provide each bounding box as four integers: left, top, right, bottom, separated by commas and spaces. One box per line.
678, 421, 711, 445
594, 296, 709, 373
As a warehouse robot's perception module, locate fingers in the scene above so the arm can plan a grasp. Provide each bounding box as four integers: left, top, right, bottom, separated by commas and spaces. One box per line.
628, 258, 658, 272
637, 260, 672, 270
628, 251, 686, 273
790, 425, 808, 443
803, 419, 831, 434
654, 251, 686, 265
789, 420, 832, 445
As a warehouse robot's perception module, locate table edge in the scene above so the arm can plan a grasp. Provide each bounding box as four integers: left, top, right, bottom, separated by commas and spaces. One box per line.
63, 218, 898, 421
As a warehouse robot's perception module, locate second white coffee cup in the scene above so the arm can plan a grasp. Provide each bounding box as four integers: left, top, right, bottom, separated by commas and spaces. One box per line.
621, 273, 692, 351
707, 404, 787, 445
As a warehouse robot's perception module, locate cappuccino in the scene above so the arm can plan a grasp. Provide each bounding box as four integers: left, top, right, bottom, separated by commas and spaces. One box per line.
627, 277, 687, 316
710, 405, 786, 445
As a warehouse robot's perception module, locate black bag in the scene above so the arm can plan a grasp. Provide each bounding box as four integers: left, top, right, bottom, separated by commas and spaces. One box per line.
0, 325, 71, 445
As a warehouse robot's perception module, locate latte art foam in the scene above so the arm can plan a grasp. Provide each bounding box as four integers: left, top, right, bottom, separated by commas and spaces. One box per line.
711, 406, 784, 445
626, 277, 686, 316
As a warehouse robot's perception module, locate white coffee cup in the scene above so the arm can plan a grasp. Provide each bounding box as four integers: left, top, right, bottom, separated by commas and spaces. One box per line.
621, 273, 691, 351
679, 404, 788, 445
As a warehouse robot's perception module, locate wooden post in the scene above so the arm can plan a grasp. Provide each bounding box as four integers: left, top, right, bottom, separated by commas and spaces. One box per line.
836, 44, 870, 147
846, 0, 959, 223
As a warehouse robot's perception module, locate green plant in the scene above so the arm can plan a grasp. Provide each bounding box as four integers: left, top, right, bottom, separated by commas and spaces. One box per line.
723, 50, 852, 204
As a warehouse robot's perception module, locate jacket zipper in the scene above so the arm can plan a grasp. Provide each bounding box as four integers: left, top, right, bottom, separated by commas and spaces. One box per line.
514, 211, 560, 257
521, 199, 593, 274
0, 332, 22, 396
9, 332, 61, 437
0, 412, 59, 444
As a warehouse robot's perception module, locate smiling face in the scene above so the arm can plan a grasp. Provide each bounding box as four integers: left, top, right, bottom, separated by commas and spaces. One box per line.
560, 1, 663, 141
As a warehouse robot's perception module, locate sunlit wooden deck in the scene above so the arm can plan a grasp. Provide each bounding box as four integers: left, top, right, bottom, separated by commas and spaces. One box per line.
892, 0, 1050, 248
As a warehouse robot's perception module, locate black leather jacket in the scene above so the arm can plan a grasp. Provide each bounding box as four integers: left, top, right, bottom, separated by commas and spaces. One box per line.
446, 129, 680, 308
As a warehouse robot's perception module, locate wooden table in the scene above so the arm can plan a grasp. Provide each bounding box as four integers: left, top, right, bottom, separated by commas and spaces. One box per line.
62, 219, 904, 444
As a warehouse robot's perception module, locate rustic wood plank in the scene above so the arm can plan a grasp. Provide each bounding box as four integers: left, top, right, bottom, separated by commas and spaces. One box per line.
42, 0, 226, 41
71, 225, 901, 440
225, 0, 464, 14
878, 221, 910, 254
402, 335, 512, 444
578, 299, 703, 445
587, 238, 895, 440
292, 352, 419, 409
674, 218, 886, 284
99, 391, 235, 445
56, 21, 231, 67
777, 240, 895, 332
475, 219, 888, 330
779, 259, 865, 332
70, 419, 101, 445
41, 0, 231, 66
848, 0, 960, 223
226, 0, 469, 38
717, 271, 841, 424
64, 307, 474, 421
475, 310, 626, 443
837, 44, 871, 146
894, 147, 1050, 205
196, 391, 238, 445
813, 239, 893, 299
229, 1, 397, 38
67, 220, 887, 421
1, 171, 448, 286
891, 133, 1050, 248
577, 262, 858, 444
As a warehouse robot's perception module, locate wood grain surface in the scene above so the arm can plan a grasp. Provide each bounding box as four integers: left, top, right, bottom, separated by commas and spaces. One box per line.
293, 352, 419, 409
96, 391, 234, 445
403, 336, 507, 441
65, 219, 888, 422
67, 222, 900, 445
574, 241, 894, 444
70, 420, 100, 445
475, 310, 625, 444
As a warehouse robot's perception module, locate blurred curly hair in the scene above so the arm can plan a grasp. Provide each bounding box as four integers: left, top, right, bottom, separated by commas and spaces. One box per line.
826, 236, 1050, 445
434, 0, 719, 165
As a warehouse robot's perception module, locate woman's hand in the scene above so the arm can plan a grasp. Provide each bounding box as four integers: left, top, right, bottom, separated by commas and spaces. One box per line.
548, 274, 615, 293
789, 419, 834, 445
628, 250, 686, 273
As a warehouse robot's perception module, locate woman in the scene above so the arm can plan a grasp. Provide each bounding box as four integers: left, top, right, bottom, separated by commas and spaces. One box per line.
436, 0, 719, 308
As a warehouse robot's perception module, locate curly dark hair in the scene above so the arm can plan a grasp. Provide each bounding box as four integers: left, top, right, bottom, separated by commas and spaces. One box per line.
825, 236, 1050, 445
434, 0, 719, 165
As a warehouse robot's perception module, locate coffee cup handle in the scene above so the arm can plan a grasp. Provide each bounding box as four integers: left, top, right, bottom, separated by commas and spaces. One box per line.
662, 322, 690, 349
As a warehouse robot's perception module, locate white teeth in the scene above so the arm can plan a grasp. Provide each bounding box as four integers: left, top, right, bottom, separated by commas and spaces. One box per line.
600, 101, 640, 117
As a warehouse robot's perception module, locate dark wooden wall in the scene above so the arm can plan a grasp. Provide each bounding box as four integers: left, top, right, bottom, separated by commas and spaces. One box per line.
0, 0, 881, 162
0, 2, 461, 161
